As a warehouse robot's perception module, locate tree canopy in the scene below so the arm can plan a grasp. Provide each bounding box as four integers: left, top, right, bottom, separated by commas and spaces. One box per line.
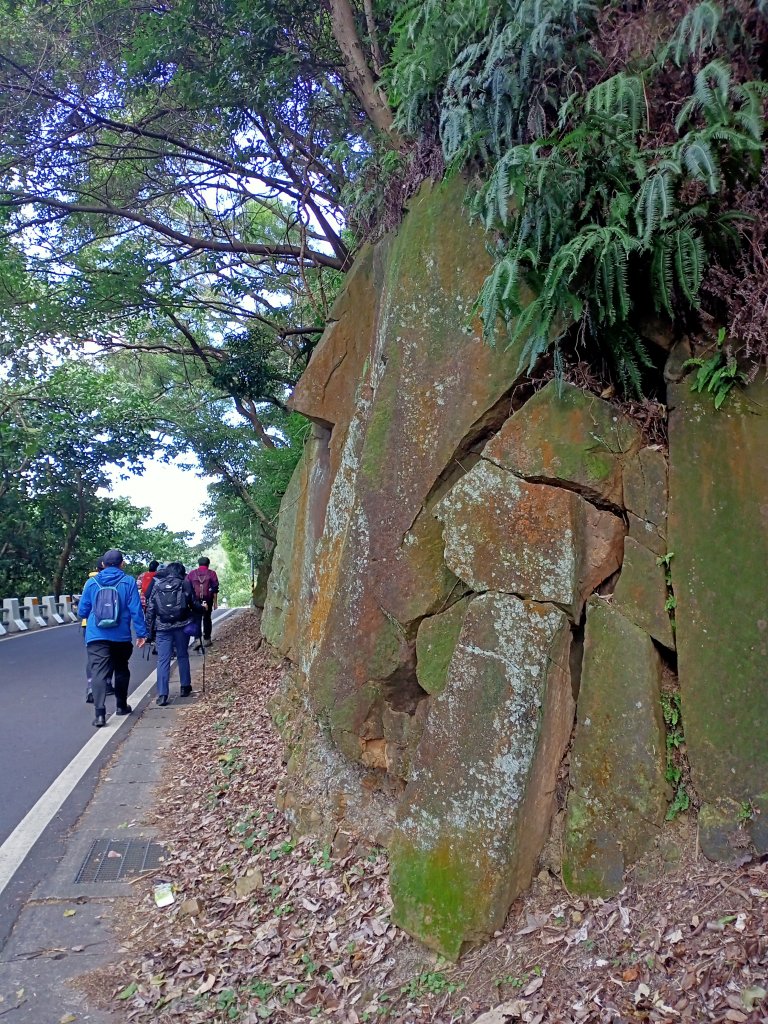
1, 0, 766, 593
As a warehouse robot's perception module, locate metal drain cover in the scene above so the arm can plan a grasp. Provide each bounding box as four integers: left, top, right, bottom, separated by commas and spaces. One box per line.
75, 838, 167, 883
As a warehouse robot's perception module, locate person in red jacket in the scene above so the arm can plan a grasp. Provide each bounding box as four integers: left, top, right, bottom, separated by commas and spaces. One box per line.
186, 556, 219, 646
136, 559, 159, 609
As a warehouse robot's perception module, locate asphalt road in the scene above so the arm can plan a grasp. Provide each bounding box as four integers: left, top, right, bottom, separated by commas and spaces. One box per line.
0, 613, 228, 948
0, 622, 157, 847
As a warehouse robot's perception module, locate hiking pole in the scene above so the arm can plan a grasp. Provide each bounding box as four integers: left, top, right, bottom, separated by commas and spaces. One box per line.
201, 639, 206, 696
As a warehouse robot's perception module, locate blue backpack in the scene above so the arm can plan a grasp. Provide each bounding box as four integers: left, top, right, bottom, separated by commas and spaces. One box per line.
93, 581, 121, 628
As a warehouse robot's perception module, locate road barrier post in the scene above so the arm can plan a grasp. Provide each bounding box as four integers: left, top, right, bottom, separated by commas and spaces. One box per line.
2, 598, 27, 632
23, 597, 47, 629
42, 595, 65, 625
58, 596, 79, 622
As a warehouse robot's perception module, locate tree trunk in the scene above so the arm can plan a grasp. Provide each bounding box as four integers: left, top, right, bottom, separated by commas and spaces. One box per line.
327, 0, 404, 149
51, 477, 88, 599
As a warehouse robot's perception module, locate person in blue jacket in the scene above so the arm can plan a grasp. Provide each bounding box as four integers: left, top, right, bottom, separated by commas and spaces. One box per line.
77, 549, 148, 727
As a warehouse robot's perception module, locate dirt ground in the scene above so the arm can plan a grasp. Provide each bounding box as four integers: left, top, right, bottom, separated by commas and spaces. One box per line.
108, 610, 768, 1024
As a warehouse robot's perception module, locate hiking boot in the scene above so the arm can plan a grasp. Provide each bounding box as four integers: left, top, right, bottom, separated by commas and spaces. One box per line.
156, 694, 169, 707
115, 704, 132, 716
179, 686, 192, 697
92, 710, 106, 727
85, 690, 94, 704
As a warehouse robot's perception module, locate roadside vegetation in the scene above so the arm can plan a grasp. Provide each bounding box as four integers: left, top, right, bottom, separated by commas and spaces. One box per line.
1, 0, 766, 585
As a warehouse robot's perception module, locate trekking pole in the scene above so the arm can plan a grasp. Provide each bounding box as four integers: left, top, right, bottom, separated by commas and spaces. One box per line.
201, 640, 206, 696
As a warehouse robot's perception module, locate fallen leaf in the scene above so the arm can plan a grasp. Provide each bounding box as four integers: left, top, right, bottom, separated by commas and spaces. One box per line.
116, 983, 138, 1000
622, 967, 639, 982
59, 1015, 77, 1023
523, 976, 544, 996
472, 1000, 528, 1024
742, 986, 767, 1010
63, 910, 76, 918
195, 974, 216, 995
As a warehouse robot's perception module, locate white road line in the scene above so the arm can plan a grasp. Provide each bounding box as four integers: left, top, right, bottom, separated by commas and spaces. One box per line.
0, 607, 239, 898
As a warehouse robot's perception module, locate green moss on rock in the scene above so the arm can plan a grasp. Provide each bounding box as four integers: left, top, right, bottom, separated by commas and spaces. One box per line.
563, 598, 666, 897
415, 598, 470, 695
668, 379, 768, 843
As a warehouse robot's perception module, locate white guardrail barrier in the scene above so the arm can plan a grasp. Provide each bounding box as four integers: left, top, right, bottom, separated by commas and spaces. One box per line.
0, 595, 80, 637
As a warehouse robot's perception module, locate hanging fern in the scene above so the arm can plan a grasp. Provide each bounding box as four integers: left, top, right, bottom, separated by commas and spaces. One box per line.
471, 57, 766, 393
387, 0, 768, 393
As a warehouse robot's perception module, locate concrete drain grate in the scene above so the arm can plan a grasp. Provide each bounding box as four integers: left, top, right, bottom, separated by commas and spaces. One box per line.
75, 838, 168, 883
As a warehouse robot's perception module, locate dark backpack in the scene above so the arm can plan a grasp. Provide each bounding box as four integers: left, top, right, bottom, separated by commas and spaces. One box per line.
153, 577, 188, 624
93, 582, 121, 628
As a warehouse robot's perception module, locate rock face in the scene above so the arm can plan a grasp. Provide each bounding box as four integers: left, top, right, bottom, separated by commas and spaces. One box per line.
562, 599, 667, 896
612, 537, 675, 649
668, 379, 768, 857
483, 380, 641, 505
293, 177, 530, 762
261, 428, 330, 661
435, 461, 625, 620
261, 175, 768, 959
391, 594, 574, 959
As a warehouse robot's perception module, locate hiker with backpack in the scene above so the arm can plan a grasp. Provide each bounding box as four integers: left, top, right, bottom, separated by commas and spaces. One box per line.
83, 557, 114, 704
187, 556, 219, 646
144, 562, 203, 706
137, 560, 160, 609
77, 549, 148, 727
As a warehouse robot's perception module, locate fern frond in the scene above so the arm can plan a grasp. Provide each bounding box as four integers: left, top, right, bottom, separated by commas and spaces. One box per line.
664, 1, 722, 66
681, 138, 720, 192
584, 73, 647, 134
635, 171, 675, 244
673, 227, 706, 306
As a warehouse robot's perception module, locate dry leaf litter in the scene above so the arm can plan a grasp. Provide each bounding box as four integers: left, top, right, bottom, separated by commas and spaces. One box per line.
111, 610, 768, 1024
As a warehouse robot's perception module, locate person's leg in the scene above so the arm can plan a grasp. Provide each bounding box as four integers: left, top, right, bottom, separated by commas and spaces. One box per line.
174, 628, 192, 693
112, 641, 133, 712
86, 641, 112, 724
155, 630, 172, 704
84, 626, 93, 702
202, 605, 213, 642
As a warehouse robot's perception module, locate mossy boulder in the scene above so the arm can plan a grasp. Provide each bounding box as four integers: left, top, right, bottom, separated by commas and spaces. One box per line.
391, 593, 574, 958
612, 537, 675, 649
563, 599, 667, 897
668, 379, 768, 857
261, 431, 330, 660
299, 177, 532, 763
415, 597, 470, 696
483, 380, 641, 505
435, 461, 625, 620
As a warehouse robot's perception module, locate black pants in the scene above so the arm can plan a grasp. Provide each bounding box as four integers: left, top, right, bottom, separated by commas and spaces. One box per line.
86, 640, 133, 712
201, 605, 213, 641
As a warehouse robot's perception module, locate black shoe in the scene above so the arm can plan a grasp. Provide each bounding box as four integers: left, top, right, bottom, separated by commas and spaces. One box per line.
156, 694, 169, 707
105, 684, 115, 696
116, 704, 132, 716
204, 638, 213, 646
85, 691, 94, 704
179, 686, 192, 697
92, 711, 106, 727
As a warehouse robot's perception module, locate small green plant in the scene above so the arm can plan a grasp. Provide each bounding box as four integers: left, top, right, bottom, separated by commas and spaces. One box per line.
683, 329, 747, 408
248, 980, 274, 1002
661, 691, 692, 819
310, 844, 333, 869
657, 552, 677, 631
401, 972, 461, 999
738, 800, 755, 824
269, 837, 296, 861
